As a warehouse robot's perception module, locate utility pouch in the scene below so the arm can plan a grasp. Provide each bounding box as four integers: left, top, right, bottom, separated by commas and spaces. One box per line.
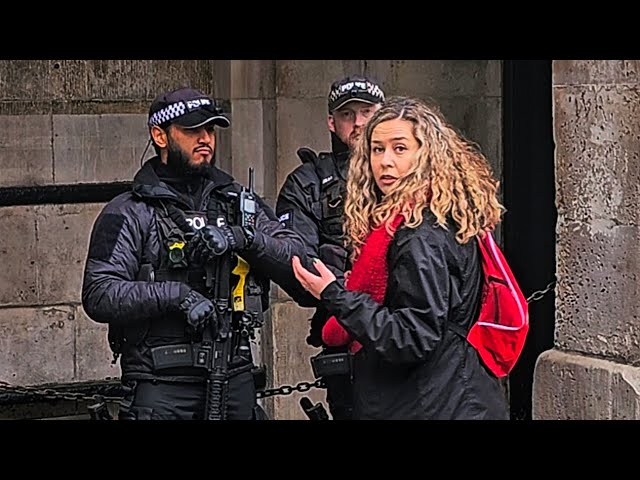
310, 352, 352, 378
87, 395, 113, 420
150, 343, 214, 371
251, 365, 267, 390
150, 344, 194, 370
137, 263, 155, 282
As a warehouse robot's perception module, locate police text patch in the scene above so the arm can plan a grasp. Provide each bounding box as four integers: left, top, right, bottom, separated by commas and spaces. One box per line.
278, 210, 293, 228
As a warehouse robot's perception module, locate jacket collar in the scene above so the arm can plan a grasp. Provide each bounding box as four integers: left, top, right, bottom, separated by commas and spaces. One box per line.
132, 156, 235, 202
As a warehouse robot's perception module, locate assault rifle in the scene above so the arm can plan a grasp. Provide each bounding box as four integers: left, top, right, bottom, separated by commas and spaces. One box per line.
204, 168, 259, 420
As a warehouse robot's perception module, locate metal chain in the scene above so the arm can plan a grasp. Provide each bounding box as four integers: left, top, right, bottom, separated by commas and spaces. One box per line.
526, 280, 556, 304
0, 380, 121, 403
256, 378, 326, 399
0, 377, 327, 403
1, 279, 557, 406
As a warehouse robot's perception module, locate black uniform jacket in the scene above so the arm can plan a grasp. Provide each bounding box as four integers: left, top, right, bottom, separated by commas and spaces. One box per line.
319, 211, 509, 420
275, 150, 350, 309
82, 157, 306, 330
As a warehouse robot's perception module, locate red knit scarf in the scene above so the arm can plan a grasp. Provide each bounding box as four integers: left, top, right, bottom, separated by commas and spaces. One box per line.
322, 213, 405, 353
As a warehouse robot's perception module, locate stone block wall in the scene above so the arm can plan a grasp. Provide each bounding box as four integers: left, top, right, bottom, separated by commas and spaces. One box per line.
533, 60, 640, 419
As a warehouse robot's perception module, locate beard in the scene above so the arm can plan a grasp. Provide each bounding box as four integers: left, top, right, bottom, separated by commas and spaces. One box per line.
166, 139, 211, 178
347, 128, 363, 151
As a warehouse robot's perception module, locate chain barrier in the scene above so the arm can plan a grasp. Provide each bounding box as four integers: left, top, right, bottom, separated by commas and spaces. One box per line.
0, 377, 327, 406
0, 279, 556, 409
526, 279, 556, 304
0, 379, 122, 403
256, 378, 326, 399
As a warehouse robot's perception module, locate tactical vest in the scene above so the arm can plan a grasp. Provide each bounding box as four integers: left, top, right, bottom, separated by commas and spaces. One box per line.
297, 148, 350, 272
296, 148, 352, 348
111, 189, 268, 381
146, 196, 227, 338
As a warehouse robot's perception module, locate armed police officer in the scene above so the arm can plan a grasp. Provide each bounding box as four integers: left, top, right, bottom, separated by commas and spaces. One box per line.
82, 87, 308, 420
275, 75, 385, 420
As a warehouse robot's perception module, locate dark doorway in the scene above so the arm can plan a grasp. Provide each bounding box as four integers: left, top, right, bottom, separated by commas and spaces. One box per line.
502, 60, 556, 420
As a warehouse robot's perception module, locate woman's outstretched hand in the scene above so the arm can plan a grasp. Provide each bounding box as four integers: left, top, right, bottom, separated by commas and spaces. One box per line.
292, 256, 336, 300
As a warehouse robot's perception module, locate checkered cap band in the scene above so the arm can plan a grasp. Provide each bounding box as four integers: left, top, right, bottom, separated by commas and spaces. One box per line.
148, 99, 213, 127
328, 76, 385, 112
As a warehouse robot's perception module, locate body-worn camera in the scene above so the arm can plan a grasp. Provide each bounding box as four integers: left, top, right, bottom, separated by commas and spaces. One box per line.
310, 351, 352, 378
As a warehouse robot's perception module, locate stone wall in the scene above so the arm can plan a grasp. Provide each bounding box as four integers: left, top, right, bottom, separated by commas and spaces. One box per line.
533, 60, 640, 419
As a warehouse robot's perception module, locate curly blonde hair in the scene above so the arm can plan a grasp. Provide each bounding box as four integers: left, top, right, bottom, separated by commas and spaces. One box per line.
344, 96, 504, 260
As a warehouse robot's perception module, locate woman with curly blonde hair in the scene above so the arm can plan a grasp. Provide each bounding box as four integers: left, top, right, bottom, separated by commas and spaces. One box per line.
293, 96, 509, 420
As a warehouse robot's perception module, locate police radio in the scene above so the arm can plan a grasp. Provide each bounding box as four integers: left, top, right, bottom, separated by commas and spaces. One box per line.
239, 167, 257, 228
232, 167, 258, 314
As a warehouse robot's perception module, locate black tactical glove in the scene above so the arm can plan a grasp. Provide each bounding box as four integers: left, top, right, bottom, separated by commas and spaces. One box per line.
189, 225, 230, 265
178, 290, 214, 331
219, 225, 253, 252
190, 225, 254, 265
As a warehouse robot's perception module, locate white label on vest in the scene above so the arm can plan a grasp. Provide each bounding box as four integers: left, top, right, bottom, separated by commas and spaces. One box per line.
279, 212, 290, 223
184, 213, 207, 230
322, 176, 333, 185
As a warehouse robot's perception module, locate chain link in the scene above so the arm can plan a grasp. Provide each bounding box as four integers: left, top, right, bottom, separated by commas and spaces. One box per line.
526, 280, 556, 304
257, 378, 326, 399
0, 377, 327, 404
0, 380, 122, 404
0, 279, 557, 408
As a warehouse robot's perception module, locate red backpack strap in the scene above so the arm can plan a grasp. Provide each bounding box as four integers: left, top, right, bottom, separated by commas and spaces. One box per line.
467, 231, 529, 377
477, 232, 528, 329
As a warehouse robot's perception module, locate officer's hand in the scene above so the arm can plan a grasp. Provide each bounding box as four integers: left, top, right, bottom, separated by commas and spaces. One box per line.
189, 225, 230, 265
219, 225, 252, 252
178, 290, 214, 331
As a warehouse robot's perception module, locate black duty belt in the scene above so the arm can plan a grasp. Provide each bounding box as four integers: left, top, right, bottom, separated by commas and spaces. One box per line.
150, 342, 257, 380
150, 343, 212, 370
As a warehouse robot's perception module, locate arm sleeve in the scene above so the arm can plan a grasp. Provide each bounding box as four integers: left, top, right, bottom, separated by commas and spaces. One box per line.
272, 172, 323, 306
319, 228, 450, 365
275, 173, 321, 260
81, 204, 189, 326
240, 194, 317, 304
276, 173, 347, 279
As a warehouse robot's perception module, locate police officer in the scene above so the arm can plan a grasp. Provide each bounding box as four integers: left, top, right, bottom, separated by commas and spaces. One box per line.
82, 86, 308, 420
275, 75, 385, 420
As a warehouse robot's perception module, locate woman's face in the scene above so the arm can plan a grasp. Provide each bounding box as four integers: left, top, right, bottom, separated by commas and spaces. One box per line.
370, 118, 420, 195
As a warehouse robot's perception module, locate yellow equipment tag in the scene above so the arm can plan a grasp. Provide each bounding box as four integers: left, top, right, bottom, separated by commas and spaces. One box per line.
169, 241, 185, 250
168, 241, 186, 264
232, 256, 250, 312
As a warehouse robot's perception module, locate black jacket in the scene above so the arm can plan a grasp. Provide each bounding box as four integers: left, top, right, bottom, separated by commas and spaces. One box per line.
276, 146, 350, 345
82, 157, 307, 380
319, 211, 509, 420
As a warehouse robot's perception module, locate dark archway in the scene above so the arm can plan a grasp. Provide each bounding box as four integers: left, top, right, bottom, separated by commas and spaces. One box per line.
502, 60, 556, 420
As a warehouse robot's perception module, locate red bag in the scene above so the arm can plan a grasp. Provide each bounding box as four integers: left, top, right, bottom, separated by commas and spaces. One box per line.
466, 231, 529, 378
323, 221, 529, 378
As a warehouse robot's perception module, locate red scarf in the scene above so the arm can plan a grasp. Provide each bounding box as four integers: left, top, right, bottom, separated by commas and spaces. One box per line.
322, 214, 405, 353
